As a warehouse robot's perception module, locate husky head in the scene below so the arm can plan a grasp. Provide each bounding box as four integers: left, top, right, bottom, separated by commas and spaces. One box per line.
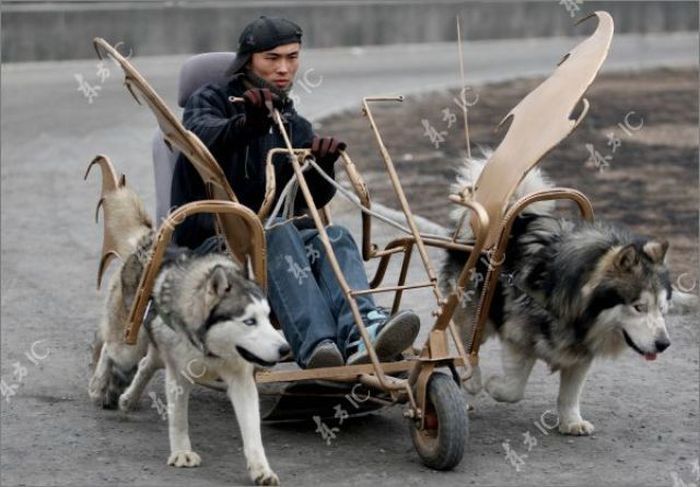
157, 254, 290, 367
583, 239, 672, 361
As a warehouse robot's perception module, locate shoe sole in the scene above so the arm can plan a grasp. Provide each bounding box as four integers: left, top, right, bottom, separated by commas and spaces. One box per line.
307, 343, 344, 369
347, 311, 420, 365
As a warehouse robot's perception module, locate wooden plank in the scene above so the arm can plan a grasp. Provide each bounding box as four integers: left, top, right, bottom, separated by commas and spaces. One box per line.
255, 360, 414, 384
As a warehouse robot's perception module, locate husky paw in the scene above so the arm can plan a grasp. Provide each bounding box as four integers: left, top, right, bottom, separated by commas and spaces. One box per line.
88, 379, 107, 404
464, 365, 483, 395
559, 419, 595, 436
485, 375, 523, 403
118, 393, 136, 412
167, 450, 201, 468
464, 376, 483, 395
250, 466, 279, 486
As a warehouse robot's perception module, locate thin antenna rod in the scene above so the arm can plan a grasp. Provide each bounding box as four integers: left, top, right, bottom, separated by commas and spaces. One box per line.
456, 15, 472, 159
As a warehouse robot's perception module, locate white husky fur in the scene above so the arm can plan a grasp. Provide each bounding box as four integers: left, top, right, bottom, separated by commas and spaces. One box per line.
88, 181, 288, 486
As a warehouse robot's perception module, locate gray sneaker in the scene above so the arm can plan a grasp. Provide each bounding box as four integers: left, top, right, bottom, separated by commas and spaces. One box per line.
306, 340, 344, 369
346, 309, 420, 366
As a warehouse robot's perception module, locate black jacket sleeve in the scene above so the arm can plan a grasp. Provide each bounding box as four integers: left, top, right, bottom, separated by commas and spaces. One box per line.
182, 85, 266, 156
170, 84, 259, 249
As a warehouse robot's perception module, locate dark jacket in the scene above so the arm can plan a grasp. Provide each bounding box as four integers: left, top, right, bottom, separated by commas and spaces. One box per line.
170, 74, 336, 249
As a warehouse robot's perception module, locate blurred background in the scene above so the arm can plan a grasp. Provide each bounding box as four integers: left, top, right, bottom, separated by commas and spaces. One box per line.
2, 0, 698, 62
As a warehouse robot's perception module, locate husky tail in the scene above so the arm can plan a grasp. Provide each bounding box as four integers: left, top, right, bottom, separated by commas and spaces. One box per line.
448, 147, 556, 239
366, 147, 558, 240
86, 155, 154, 408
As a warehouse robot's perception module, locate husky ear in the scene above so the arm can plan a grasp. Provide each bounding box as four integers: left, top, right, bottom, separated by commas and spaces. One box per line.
614, 244, 639, 272
642, 239, 669, 264
208, 266, 230, 298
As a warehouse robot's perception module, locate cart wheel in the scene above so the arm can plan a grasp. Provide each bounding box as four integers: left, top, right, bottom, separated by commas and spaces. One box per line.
410, 372, 468, 470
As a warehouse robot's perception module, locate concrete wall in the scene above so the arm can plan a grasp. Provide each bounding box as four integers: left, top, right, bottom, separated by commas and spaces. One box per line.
2, 0, 698, 62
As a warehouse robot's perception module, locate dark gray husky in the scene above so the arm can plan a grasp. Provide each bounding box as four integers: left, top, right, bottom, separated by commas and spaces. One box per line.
439, 150, 694, 436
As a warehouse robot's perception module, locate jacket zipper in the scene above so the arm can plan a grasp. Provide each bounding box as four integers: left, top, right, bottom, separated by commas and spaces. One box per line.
243, 117, 291, 181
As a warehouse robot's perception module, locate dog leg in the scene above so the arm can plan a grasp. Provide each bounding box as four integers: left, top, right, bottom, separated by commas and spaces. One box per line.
119, 346, 161, 411
485, 342, 536, 403
90, 332, 103, 371
88, 344, 111, 403
226, 372, 279, 486
464, 362, 483, 395
557, 359, 594, 435
165, 367, 201, 468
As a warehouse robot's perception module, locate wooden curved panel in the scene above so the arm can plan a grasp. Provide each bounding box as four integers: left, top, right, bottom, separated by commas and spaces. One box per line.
469, 11, 613, 248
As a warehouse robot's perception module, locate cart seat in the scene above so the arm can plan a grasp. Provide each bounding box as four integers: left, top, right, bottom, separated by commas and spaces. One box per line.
153, 52, 236, 224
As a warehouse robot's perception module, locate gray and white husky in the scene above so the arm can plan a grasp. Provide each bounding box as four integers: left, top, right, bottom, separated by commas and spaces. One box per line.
87, 162, 288, 486
438, 149, 695, 436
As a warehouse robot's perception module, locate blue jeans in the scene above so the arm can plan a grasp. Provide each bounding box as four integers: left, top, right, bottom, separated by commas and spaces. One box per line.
265, 220, 376, 367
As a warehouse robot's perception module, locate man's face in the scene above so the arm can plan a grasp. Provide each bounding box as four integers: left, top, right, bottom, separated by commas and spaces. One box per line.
249, 43, 300, 90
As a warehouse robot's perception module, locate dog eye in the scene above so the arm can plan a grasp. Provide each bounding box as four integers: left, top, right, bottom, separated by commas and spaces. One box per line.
633, 303, 648, 313
243, 318, 257, 327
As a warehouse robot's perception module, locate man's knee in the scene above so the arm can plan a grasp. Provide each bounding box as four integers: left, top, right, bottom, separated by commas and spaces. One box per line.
266, 220, 301, 246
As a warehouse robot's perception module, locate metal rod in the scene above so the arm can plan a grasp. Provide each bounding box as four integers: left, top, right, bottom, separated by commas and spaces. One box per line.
407, 198, 489, 382
362, 97, 438, 287
456, 15, 472, 159
255, 358, 415, 384
270, 108, 402, 392
391, 242, 414, 314
350, 281, 434, 296
362, 96, 475, 384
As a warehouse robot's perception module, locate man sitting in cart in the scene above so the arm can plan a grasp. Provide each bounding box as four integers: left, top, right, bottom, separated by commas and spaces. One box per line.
170, 16, 420, 369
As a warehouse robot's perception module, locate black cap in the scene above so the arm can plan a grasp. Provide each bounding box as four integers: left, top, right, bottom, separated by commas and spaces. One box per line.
225, 16, 303, 76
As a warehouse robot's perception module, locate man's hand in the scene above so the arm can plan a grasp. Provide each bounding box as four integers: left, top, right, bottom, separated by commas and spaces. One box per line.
310, 136, 347, 173
239, 88, 282, 132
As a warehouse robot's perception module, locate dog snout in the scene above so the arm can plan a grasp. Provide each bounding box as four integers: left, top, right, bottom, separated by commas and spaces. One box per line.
278, 344, 291, 359
654, 337, 670, 353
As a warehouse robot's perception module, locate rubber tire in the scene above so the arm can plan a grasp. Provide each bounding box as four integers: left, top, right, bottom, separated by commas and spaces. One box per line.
410, 372, 468, 470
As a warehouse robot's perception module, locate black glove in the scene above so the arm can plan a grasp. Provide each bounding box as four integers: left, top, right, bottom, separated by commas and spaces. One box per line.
310, 136, 347, 173
238, 88, 282, 133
